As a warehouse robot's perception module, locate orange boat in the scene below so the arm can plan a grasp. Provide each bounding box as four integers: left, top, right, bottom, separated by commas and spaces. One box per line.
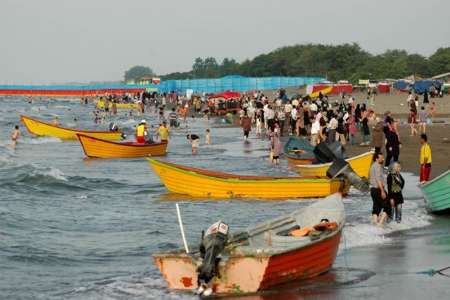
153, 193, 344, 296
20, 115, 123, 140
77, 134, 168, 158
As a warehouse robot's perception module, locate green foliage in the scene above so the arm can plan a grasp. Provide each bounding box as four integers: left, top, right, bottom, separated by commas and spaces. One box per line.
160, 44, 449, 82
124, 65, 155, 82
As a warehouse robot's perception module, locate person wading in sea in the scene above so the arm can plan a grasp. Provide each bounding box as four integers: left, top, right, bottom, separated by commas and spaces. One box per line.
369, 152, 388, 225
10, 125, 20, 147
240, 111, 252, 141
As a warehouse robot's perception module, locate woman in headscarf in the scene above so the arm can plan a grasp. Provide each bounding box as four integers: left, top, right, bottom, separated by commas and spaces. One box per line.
387, 162, 405, 223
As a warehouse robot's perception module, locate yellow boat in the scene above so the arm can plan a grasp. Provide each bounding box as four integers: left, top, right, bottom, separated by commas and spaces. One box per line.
294, 151, 374, 178
148, 159, 345, 199
77, 134, 168, 158
20, 115, 123, 141
95, 100, 139, 110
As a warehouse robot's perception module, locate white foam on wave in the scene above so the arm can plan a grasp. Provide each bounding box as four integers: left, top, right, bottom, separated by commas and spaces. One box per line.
22, 137, 62, 144
340, 172, 433, 251
70, 276, 194, 300
33, 166, 68, 181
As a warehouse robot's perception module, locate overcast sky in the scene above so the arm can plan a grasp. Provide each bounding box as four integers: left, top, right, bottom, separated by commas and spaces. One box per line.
1, 0, 449, 84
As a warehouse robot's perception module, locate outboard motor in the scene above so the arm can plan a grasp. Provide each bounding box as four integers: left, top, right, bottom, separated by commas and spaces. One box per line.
313, 142, 345, 163
326, 158, 369, 193
109, 122, 118, 132
197, 221, 229, 295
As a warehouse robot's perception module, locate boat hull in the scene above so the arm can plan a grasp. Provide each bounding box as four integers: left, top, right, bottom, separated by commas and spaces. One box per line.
148, 159, 343, 199
21, 115, 122, 140
295, 151, 374, 178
153, 231, 341, 294
419, 170, 450, 213
77, 134, 167, 158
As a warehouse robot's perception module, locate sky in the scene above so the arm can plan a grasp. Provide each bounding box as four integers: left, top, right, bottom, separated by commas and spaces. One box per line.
1, 0, 449, 84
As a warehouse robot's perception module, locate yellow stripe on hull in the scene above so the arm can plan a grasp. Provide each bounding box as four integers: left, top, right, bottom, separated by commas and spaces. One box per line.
148, 159, 343, 199
96, 101, 139, 110
295, 151, 374, 178
78, 134, 167, 158
21, 115, 123, 141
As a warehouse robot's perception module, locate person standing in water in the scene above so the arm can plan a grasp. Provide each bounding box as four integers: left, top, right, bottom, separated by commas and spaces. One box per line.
240, 111, 252, 140
387, 162, 405, 223
11, 125, 20, 146
205, 129, 211, 145
187, 134, 200, 154
369, 152, 388, 225
158, 121, 170, 143
419, 133, 432, 183
270, 126, 283, 165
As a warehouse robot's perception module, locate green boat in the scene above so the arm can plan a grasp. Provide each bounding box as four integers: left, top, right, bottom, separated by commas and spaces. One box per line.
419, 169, 450, 213
283, 136, 316, 164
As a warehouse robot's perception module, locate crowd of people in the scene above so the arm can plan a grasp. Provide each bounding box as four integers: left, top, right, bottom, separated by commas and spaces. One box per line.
13, 87, 437, 226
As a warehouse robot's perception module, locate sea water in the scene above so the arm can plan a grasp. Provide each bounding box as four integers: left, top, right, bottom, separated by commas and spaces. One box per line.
0, 96, 442, 300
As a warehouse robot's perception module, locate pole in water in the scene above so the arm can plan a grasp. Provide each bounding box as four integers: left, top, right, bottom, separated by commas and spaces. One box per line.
176, 203, 190, 254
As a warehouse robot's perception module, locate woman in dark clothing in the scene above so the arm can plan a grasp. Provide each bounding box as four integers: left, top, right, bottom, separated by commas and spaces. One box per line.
387, 162, 405, 223
384, 123, 400, 167
361, 112, 370, 145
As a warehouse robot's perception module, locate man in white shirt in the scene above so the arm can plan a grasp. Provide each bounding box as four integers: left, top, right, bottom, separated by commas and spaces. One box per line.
311, 117, 321, 146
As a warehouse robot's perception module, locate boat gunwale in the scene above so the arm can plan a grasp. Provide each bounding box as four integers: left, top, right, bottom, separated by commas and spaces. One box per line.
148, 159, 340, 183
20, 115, 123, 135
294, 151, 375, 169
419, 169, 450, 189
77, 133, 168, 148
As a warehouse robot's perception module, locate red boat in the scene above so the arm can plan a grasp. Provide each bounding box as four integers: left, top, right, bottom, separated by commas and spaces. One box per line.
153, 193, 344, 296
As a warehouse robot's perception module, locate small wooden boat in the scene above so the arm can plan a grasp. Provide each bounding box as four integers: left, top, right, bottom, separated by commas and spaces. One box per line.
77, 134, 168, 158
20, 115, 123, 140
419, 169, 450, 213
148, 159, 345, 199
95, 100, 139, 110
295, 151, 374, 178
153, 193, 345, 295
284, 136, 316, 164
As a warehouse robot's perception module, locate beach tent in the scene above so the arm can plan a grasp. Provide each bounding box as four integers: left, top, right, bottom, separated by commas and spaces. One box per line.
377, 83, 391, 93
413, 80, 442, 94
208, 91, 241, 100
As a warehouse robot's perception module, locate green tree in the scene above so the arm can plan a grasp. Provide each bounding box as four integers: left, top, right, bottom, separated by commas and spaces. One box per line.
124, 65, 155, 82
429, 47, 450, 75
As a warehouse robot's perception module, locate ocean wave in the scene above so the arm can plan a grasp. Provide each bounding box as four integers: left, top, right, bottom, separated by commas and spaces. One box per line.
22, 137, 63, 145
341, 200, 432, 251
61, 276, 194, 300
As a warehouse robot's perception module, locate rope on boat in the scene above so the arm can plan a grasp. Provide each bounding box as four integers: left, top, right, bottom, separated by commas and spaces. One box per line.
416, 266, 450, 278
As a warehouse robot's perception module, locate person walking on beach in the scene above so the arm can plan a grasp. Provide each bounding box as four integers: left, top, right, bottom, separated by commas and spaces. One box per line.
418, 106, 427, 134
241, 111, 252, 140
369, 152, 388, 225
169, 107, 178, 128
371, 117, 384, 154
408, 109, 418, 136
384, 120, 400, 167
11, 125, 20, 146
419, 134, 432, 183
387, 162, 405, 223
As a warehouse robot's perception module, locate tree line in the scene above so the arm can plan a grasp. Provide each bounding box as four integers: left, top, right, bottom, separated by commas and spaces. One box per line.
125, 43, 450, 82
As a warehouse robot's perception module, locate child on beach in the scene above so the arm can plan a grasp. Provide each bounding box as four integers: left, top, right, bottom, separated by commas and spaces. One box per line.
187, 134, 200, 154
387, 162, 405, 223
205, 129, 211, 145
